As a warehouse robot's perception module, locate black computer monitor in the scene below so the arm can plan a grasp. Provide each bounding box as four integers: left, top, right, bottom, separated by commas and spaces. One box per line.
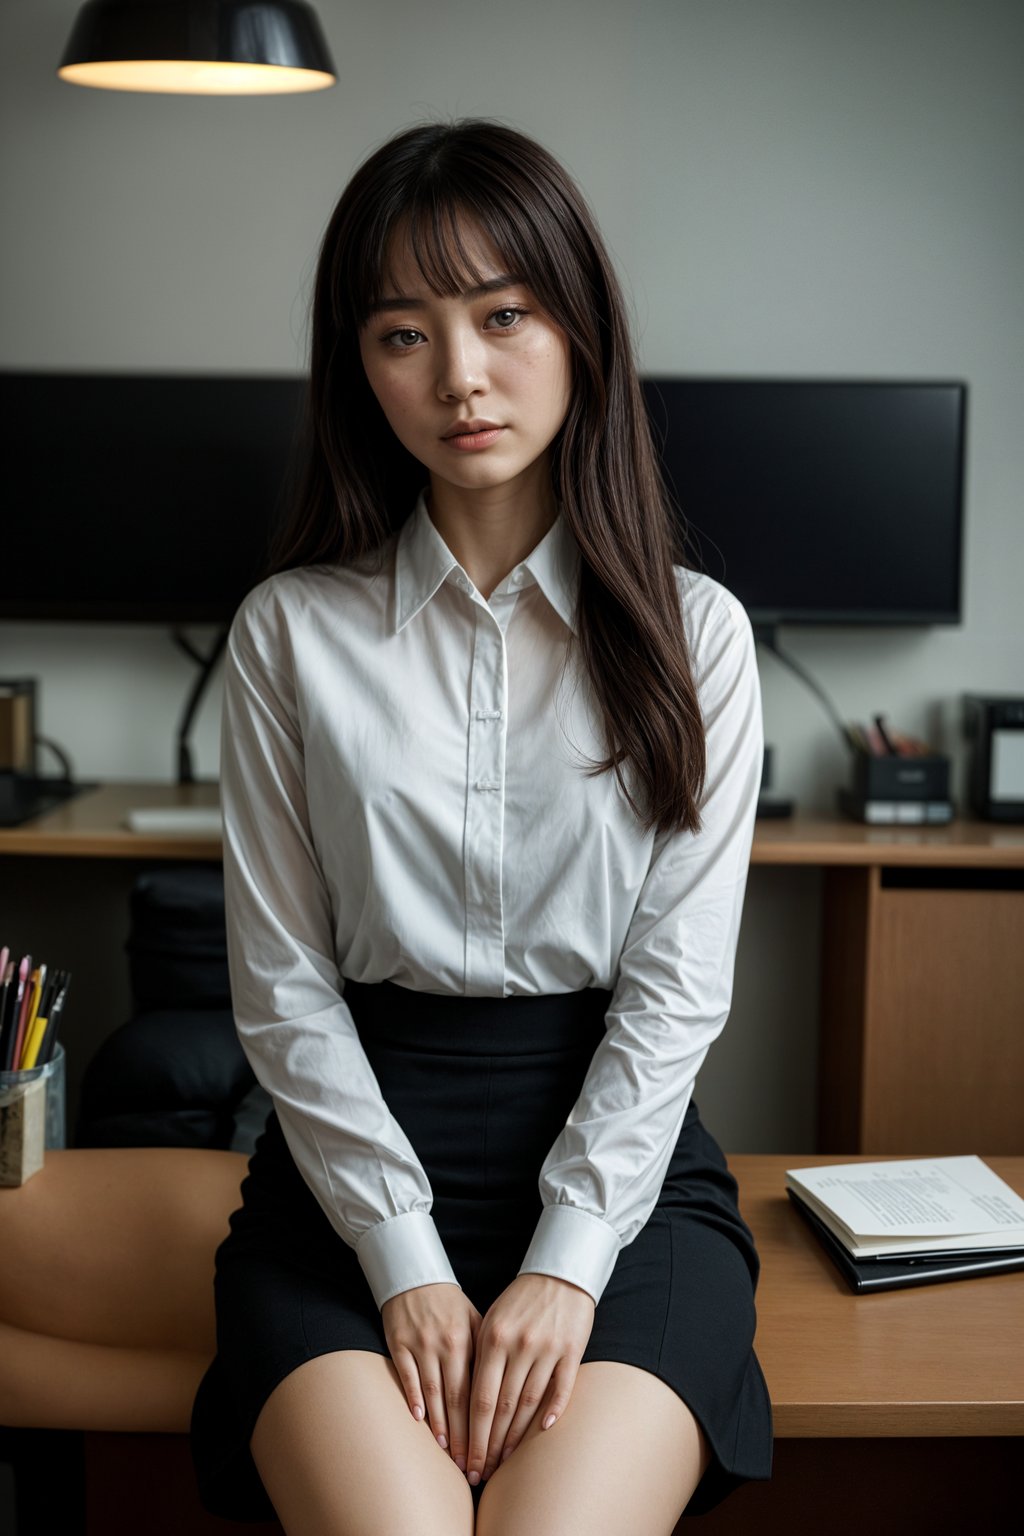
0, 371, 307, 622
642, 377, 966, 626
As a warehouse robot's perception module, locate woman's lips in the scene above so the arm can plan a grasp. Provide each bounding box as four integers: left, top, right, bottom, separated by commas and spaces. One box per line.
442, 425, 505, 451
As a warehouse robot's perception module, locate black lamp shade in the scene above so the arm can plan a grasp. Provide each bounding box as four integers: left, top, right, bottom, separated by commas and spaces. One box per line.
59, 1, 337, 93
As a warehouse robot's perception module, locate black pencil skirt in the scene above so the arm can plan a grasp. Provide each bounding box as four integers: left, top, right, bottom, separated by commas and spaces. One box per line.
190, 980, 772, 1521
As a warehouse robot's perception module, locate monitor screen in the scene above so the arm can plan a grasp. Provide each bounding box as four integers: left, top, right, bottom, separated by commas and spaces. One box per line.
642, 378, 966, 625
0, 371, 307, 622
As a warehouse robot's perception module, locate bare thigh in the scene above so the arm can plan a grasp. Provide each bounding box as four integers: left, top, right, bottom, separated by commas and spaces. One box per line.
0, 1146, 247, 1350
250, 1348, 475, 1536
476, 1360, 710, 1536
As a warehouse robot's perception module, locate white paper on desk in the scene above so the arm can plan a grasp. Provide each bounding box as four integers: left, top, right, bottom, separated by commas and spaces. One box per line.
124, 807, 223, 835
786, 1156, 1024, 1255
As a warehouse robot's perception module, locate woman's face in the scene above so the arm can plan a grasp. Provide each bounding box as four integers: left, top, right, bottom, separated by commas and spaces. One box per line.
358, 222, 572, 505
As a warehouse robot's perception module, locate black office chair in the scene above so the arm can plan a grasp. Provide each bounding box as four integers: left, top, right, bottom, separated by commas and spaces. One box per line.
75, 865, 270, 1152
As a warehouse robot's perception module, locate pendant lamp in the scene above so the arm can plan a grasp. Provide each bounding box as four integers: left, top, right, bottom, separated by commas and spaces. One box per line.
58, 1, 336, 95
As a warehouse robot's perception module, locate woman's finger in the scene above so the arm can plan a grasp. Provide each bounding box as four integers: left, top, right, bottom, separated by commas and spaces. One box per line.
467, 1342, 507, 1486
538, 1353, 577, 1434
443, 1345, 473, 1471
390, 1343, 426, 1425
478, 1358, 527, 1480
491, 1363, 555, 1468
417, 1352, 450, 1449
448, 1298, 482, 1469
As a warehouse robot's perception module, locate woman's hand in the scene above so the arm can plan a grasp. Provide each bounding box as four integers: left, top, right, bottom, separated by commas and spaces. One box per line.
381, 1282, 483, 1472
466, 1273, 596, 1486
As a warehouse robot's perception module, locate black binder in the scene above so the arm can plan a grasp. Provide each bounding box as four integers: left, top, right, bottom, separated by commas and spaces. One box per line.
787, 1189, 1024, 1293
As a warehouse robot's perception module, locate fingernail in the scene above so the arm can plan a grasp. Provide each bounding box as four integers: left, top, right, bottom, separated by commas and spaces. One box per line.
468, 1470, 480, 1486
542, 1414, 557, 1430
436, 1433, 448, 1449
501, 1446, 512, 1462
413, 1405, 424, 1421
456, 1455, 466, 1472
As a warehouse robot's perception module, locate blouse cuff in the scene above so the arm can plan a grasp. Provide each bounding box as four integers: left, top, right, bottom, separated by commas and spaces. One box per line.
517, 1204, 622, 1307
355, 1211, 462, 1311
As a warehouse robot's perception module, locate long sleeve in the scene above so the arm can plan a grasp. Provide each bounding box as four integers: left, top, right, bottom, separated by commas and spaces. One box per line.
219, 608, 461, 1311
517, 590, 764, 1305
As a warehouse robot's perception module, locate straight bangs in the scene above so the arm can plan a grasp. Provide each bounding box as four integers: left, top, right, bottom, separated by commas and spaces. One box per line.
335, 156, 604, 370
356, 197, 514, 319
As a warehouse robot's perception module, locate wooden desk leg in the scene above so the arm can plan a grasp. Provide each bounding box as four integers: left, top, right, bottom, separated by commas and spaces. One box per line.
817, 866, 873, 1151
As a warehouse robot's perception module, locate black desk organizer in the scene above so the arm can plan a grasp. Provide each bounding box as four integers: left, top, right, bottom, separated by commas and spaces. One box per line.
837, 753, 953, 824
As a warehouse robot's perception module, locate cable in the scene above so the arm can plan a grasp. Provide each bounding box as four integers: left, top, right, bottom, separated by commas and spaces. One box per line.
172, 630, 209, 668
754, 628, 857, 754
32, 735, 75, 782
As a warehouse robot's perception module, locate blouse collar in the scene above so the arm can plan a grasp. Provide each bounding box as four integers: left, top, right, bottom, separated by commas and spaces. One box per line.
394, 491, 580, 636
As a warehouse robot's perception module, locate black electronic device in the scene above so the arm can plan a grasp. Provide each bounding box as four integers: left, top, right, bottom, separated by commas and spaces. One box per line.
0, 677, 97, 827
837, 754, 953, 825
963, 694, 1024, 823
642, 378, 966, 628
0, 371, 307, 623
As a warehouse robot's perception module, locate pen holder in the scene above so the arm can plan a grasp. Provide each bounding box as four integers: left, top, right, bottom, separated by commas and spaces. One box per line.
0, 1043, 66, 1185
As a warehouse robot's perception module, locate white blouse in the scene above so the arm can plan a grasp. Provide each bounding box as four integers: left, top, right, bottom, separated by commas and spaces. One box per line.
220, 494, 764, 1311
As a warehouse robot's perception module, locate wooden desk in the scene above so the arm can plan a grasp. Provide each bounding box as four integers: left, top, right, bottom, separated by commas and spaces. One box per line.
4, 782, 1023, 869
3, 785, 1023, 1155
77, 1153, 1021, 1536
686, 1153, 1021, 1534
751, 814, 1024, 867
0, 781, 222, 862
734, 1154, 1024, 1438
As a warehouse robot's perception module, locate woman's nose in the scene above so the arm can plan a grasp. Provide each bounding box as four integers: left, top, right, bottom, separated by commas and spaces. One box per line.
435, 331, 488, 402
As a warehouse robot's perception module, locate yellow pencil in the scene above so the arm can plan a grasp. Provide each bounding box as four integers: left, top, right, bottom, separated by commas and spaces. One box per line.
20, 1013, 49, 1071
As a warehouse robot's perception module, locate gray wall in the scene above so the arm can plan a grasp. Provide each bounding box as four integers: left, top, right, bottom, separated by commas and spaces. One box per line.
2, 0, 1022, 1149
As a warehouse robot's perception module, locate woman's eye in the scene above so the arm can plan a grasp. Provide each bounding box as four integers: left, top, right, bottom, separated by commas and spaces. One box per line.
487, 307, 526, 330
385, 328, 423, 349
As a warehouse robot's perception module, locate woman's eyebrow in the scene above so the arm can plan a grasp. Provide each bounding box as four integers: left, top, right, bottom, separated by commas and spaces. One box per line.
367, 274, 524, 317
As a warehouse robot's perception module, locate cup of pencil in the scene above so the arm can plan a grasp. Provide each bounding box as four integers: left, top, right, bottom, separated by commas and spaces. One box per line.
0, 948, 71, 1185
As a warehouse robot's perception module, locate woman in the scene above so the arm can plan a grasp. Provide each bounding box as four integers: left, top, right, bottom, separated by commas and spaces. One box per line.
188, 117, 771, 1534
2, 117, 771, 1535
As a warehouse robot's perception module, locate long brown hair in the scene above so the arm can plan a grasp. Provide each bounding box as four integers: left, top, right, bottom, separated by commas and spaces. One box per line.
269, 119, 706, 836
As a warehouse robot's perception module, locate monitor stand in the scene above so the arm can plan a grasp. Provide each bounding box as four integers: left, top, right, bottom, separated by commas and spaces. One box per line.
172, 626, 229, 784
